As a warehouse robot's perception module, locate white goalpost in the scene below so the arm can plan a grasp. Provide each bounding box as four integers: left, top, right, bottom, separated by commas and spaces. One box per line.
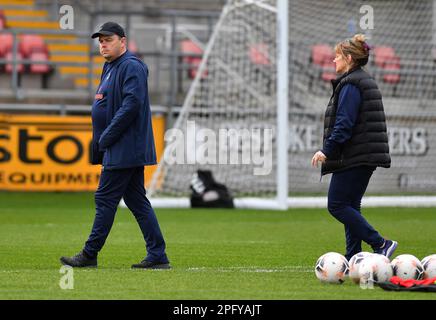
276, 0, 289, 210
121, 0, 436, 210
143, 0, 291, 210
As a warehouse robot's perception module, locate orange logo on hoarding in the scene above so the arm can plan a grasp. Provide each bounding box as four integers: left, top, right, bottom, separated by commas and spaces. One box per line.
0, 113, 165, 191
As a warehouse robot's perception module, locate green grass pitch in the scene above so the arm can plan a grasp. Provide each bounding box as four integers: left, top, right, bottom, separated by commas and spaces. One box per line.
0, 192, 435, 300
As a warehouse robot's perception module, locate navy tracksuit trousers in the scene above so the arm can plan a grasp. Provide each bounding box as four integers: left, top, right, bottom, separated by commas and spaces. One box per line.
83, 166, 168, 263
327, 166, 384, 261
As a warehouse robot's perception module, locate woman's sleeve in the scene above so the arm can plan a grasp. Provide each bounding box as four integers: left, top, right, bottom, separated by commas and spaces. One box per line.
321, 84, 361, 158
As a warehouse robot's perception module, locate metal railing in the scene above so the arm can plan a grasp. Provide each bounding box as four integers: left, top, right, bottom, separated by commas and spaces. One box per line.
0, 102, 179, 115
0, 29, 91, 98
0, 8, 220, 116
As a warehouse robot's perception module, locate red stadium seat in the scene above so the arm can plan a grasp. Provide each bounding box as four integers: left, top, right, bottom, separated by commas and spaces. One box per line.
5, 51, 24, 73
18, 34, 48, 58
128, 39, 138, 54
249, 43, 270, 65
321, 60, 336, 81
382, 55, 400, 84
373, 46, 396, 67
312, 44, 336, 81
29, 51, 50, 74
312, 44, 334, 65
189, 58, 202, 78
0, 33, 14, 57
373, 46, 400, 84
180, 39, 205, 79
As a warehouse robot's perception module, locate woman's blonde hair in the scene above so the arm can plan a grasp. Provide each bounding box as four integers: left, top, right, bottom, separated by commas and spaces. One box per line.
335, 34, 370, 67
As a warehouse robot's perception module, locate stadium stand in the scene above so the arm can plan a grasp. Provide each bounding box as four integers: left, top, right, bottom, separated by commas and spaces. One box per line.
0, 0, 222, 103
0, 0, 100, 93
287, 0, 434, 100
0, 0, 431, 104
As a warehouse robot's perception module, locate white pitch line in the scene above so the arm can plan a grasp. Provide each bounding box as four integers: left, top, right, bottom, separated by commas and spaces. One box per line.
186, 266, 313, 273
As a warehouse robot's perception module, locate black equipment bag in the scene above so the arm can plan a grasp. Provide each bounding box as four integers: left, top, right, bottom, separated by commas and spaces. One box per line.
190, 170, 234, 208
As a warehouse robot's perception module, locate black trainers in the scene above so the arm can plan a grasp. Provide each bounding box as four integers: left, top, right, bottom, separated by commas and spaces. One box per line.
131, 259, 171, 269
60, 251, 97, 268
374, 239, 398, 259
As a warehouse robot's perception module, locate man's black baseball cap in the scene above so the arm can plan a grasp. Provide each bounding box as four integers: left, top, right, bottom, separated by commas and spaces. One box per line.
91, 22, 126, 39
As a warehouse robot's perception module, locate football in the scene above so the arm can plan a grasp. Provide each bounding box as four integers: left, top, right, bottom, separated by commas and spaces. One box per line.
391, 254, 424, 280
348, 252, 372, 284
421, 254, 436, 279
314, 252, 349, 284
358, 253, 393, 286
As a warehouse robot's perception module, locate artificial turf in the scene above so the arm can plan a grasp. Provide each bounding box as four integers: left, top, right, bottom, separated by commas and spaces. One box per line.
0, 192, 435, 300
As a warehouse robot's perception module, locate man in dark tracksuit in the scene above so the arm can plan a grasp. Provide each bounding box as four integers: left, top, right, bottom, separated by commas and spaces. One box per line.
60, 22, 170, 269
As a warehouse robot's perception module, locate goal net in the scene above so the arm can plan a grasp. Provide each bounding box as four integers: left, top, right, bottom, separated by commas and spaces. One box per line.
147, 0, 436, 209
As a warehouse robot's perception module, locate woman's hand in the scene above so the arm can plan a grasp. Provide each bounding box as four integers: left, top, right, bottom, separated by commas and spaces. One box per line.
311, 151, 327, 168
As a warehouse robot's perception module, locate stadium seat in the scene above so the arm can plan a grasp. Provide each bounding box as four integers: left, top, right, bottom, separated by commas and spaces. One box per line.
312, 44, 333, 65
249, 43, 270, 65
311, 44, 336, 81
16, 35, 51, 75
320, 60, 336, 81
5, 51, 24, 73
249, 42, 273, 95
373, 46, 396, 68
128, 39, 138, 54
382, 55, 400, 84
29, 51, 50, 74
19, 34, 48, 57
180, 39, 205, 79
0, 33, 14, 57
373, 46, 401, 84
